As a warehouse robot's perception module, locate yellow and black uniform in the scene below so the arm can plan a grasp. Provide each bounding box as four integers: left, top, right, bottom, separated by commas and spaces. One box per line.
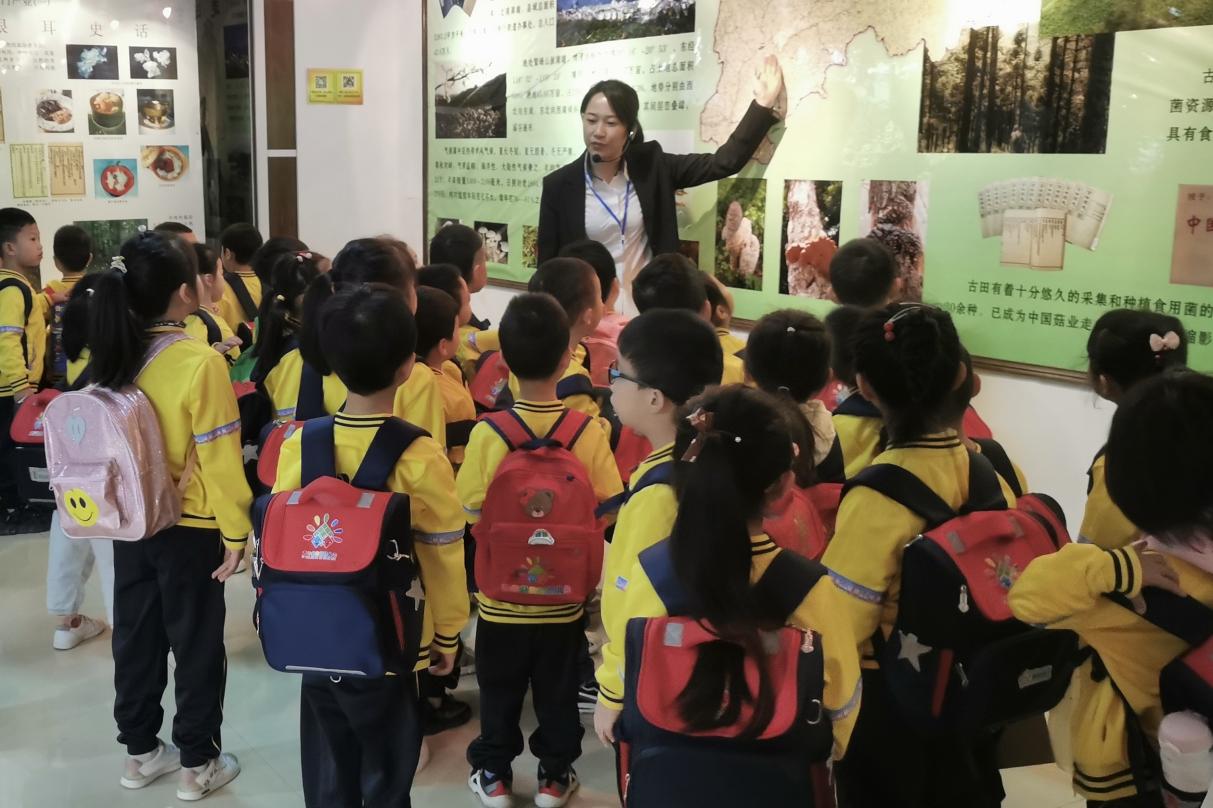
433, 360, 476, 468
0, 269, 46, 399
111, 326, 255, 770
263, 347, 348, 421
507, 344, 602, 423
395, 362, 447, 451
1080, 448, 1138, 549
66, 347, 90, 389
721, 351, 746, 386
39, 276, 80, 323
822, 431, 1017, 806
596, 534, 862, 758
716, 327, 746, 360
216, 269, 262, 333
458, 326, 499, 382
833, 390, 885, 479
185, 305, 241, 366
1010, 544, 1213, 801
40, 275, 80, 385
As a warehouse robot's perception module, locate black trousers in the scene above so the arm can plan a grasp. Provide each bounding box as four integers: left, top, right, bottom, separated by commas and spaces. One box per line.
112, 525, 227, 768
835, 668, 1004, 808
466, 618, 585, 778
300, 674, 423, 808
0, 395, 19, 507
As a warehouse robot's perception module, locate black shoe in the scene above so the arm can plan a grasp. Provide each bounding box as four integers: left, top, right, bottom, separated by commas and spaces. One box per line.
0, 507, 21, 536
2, 505, 49, 535
421, 694, 473, 736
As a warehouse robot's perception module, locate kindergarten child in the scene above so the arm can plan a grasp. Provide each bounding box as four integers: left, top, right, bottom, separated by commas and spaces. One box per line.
559, 239, 628, 387
216, 223, 264, 336
153, 221, 198, 245
419, 263, 474, 330
184, 243, 243, 366
41, 224, 91, 388
415, 286, 476, 470
432, 224, 492, 376
825, 304, 885, 478
828, 237, 900, 309
703, 271, 747, 359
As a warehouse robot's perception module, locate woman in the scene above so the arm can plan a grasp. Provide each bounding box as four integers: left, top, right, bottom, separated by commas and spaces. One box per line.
538, 57, 784, 314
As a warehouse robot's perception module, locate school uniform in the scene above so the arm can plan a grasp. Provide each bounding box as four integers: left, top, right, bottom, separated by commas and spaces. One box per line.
716, 327, 747, 360
395, 362, 447, 450
275, 412, 468, 807
597, 534, 862, 758
40, 275, 80, 386
1080, 449, 1138, 549
823, 431, 1017, 807
457, 326, 499, 383
263, 347, 348, 420
111, 326, 253, 769
433, 360, 476, 468
185, 305, 241, 365
457, 399, 623, 779
1010, 544, 1213, 803
507, 344, 602, 422
721, 351, 746, 386
0, 269, 47, 507
832, 390, 885, 480
216, 269, 262, 333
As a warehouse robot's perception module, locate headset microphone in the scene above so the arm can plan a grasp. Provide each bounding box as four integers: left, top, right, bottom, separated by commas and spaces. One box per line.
590, 153, 603, 163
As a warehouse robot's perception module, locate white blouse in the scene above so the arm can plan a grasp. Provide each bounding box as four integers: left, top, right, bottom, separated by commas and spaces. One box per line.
584, 164, 651, 317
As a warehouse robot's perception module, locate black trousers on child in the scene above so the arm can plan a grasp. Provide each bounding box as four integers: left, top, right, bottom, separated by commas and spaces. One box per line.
467, 619, 585, 779
835, 667, 1005, 808
0, 395, 19, 508
300, 673, 423, 808
112, 525, 227, 769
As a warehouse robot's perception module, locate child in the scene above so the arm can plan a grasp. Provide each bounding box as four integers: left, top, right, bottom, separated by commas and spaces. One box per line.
824, 304, 885, 478
745, 309, 844, 482
185, 243, 243, 366
1009, 369, 1213, 806
823, 304, 1016, 807
419, 263, 473, 329
91, 231, 250, 799
216, 223, 264, 334
593, 386, 861, 772
703, 271, 747, 359
596, 309, 723, 707
250, 236, 308, 286
946, 347, 1029, 494
458, 293, 623, 808
41, 224, 91, 389
829, 237, 900, 308
273, 284, 468, 807
153, 221, 198, 245
432, 224, 492, 374
415, 286, 476, 469
0, 207, 48, 534
631, 253, 746, 385
1080, 309, 1187, 549
559, 239, 628, 387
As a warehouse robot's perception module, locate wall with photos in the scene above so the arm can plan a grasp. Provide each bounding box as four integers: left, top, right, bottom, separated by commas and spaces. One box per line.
0, 0, 202, 273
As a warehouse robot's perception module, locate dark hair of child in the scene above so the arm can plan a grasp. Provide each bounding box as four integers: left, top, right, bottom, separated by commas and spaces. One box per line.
829, 238, 897, 309
617, 309, 723, 406
823, 305, 866, 388
852, 304, 962, 444
219, 223, 264, 266
418, 263, 464, 306
318, 284, 417, 396
669, 385, 794, 737
1105, 369, 1213, 547
499, 292, 570, 382
941, 346, 977, 427
1087, 309, 1188, 392
53, 225, 93, 274
558, 239, 616, 304
61, 273, 105, 363
745, 309, 831, 402
252, 250, 325, 383
527, 257, 598, 324
193, 243, 218, 277
250, 236, 308, 285
0, 207, 37, 251
153, 221, 193, 236
632, 253, 707, 314
89, 231, 199, 389
429, 224, 482, 285
415, 286, 458, 359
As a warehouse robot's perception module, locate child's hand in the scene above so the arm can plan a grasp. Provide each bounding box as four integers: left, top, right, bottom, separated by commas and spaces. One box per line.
1129, 540, 1183, 612
212, 547, 244, 582
212, 336, 242, 355
593, 701, 619, 746
429, 644, 457, 676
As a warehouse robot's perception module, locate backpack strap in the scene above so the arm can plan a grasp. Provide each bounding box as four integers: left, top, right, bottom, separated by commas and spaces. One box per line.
816, 436, 846, 484
350, 417, 428, 491
546, 409, 593, 450
224, 271, 258, 322
844, 464, 956, 527
194, 308, 223, 347
482, 409, 538, 452
596, 457, 674, 520
833, 392, 882, 419
296, 361, 328, 421
965, 450, 1011, 512
556, 374, 595, 401
64, 363, 92, 392
300, 416, 338, 485
578, 341, 592, 374
446, 419, 477, 449
1106, 587, 1213, 650
972, 438, 1023, 498
0, 277, 32, 364
752, 549, 829, 621
638, 539, 694, 616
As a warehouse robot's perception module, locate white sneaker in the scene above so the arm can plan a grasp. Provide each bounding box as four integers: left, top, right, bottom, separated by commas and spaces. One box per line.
469, 769, 513, 808
535, 770, 580, 808
53, 616, 106, 651
119, 741, 181, 789
177, 752, 240, 801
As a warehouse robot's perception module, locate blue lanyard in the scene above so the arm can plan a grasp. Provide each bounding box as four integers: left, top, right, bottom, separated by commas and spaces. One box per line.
585, 159, 630, 247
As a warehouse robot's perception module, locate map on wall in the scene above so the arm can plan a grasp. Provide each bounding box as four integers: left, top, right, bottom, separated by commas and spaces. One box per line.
425, 0, 1213, 374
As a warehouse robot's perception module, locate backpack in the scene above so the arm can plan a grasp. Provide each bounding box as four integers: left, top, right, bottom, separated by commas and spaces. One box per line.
468, 350, 512, 412
613, 426, 652, 485
846, 451, 1078, 735
43, 332, 194, 540
224, 271, 258, 349
763, 484, 831, 560
474, 408, 603, 606
616, 539, 835, 807
972, 437, 1024, 497
194, 307, 223, 347
257, 360, 329, 488
10, 389, 62, 506
585, 316, 628, 388
42, 284, 69, 387
252, 416, 426, 678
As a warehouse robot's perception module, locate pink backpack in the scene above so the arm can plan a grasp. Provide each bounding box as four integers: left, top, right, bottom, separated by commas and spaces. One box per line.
585, 312, 629, 388
44, 333, 193, 541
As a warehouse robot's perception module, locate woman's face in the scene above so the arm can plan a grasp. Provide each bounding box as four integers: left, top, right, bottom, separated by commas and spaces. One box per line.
581, 93, 630, 162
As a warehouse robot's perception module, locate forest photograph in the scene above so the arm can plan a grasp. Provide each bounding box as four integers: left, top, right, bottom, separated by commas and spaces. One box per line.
918, 26, 1114, 154
1041, 0, 1213, 37
434, 63, 507, 139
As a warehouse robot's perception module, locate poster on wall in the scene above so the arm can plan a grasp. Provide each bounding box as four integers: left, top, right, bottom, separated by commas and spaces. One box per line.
424, 0, 1213, 375
0, 0, 204, 287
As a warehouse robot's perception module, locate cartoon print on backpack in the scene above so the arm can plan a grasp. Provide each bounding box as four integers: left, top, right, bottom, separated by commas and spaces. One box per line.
303, 512, 344, 560
507, 555, 570, 597
523, 488, 556, 519
985, 554, 1021, 590
63, 487, 98, 526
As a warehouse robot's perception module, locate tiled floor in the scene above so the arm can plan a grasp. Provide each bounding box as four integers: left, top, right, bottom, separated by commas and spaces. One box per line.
1, 532, 1085, 807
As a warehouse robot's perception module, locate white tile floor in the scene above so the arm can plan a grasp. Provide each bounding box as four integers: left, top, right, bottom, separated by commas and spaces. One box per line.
0, 532, 1086, 807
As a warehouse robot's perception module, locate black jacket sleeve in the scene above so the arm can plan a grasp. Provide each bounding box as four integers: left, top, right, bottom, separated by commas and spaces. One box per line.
662, 101, 779, 190
537, 172, 564, 265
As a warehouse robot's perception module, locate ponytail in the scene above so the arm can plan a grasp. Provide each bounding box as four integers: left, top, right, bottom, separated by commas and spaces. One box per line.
297, 272, 336, 374
61, 274, 104, 362
251, 250, 324, 383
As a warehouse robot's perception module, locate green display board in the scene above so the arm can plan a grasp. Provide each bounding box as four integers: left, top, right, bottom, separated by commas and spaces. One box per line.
424, 0, 1213, 376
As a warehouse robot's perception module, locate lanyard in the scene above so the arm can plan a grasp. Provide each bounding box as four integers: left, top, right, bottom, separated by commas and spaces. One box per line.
585, 157, 630, 248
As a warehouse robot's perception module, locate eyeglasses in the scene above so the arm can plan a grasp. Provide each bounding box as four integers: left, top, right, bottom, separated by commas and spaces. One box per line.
608, 361, 648, 388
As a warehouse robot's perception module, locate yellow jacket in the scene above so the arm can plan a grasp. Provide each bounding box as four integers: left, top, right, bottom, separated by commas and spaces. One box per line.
832, 392, 885, 480
0, 270, 46, 397
185, 306, 241, 366
716, 328, 747, 359
1080, 449, 1138, 549
263, 348, 348, 420
395, 362, 447, 450
458, 326, 499, 382
433, 361, 476, 467
217, 270, 262, 332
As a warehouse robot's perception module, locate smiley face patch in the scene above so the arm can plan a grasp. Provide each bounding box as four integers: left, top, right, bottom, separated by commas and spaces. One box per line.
63, 488, 99, 526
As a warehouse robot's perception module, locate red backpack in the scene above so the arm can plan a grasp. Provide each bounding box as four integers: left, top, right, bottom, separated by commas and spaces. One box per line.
469, 351, 512, 412
763, 484, 831, 560
257, 361, 331, 487
475, 409, 603, 606
10, 389, 62, 506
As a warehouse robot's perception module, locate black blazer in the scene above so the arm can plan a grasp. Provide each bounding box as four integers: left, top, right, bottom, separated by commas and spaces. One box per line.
538, 101, 779, 263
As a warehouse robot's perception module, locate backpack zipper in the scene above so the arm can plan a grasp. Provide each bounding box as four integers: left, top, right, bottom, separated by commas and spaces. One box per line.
958, 585, 970, 614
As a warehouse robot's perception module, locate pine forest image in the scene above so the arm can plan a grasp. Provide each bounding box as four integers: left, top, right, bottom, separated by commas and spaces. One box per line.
918, 26, 1115, 154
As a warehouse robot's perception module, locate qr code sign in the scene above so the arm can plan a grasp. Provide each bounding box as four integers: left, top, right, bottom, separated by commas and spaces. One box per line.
342, 75, 356, 89
315, 76, 328, 90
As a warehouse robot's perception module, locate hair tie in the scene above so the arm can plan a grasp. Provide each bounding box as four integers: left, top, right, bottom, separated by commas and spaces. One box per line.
296, 251, 313, 263
786, 326, 796, 334
883, 305, 921, 342
776, 385, 792, 395
109, 256, 127, 274
681, 406, 742, 463
85, 288, 95, 296
275, 294, 286, 303
1149, 331, 1180, 354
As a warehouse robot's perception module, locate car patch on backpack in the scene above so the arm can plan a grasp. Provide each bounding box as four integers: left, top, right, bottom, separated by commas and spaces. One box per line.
303, 512, 343, 561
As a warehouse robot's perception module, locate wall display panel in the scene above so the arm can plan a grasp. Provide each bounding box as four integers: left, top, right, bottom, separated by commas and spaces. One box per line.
424, 0, 1213, 376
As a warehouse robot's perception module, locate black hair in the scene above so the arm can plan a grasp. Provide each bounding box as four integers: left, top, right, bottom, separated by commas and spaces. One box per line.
824, 305, 865, 387
415, 286, 458, 359
300, 238, 414, 374
252, 250, 325, 383
219, 223, 264, 266
745, 309, 831, 402
941, 346, 977, 427
1106, 370, 1213, 547
633, 253, 707, 314
153, 221, 193, 236
319, 284, 417, 396
192, 242, 218, 277
88, 232, 198, 389
853, 304, 961, 443
618, 309, 723, 405
429, 224, 482, 284
1087, 309, 1188, 392
669, 385, 794, 738
559, 239, 616, 303
499, 293, 570, 382
53, 225, 92, 274
61, 273, 104, 362
829, 238, 896, 309
580, 80, 645, 143
250, 236, 308, 286
0, 207, 36, 251
418, 263, 465, 306
527, 257, 598, 324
